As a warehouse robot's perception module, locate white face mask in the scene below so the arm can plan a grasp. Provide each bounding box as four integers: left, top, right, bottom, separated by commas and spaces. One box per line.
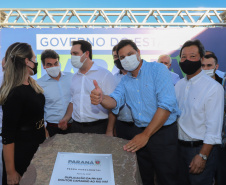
203, 68, 215, 77
120, 54, 140, 71
71, 53, 87, 69
46, 66, 61, 78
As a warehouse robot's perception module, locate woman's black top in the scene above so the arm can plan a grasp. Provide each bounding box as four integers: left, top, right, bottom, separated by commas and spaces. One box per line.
2, 84, 45, 144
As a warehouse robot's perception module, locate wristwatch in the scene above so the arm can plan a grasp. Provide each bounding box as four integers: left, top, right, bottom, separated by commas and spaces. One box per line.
199, 153, 207, 160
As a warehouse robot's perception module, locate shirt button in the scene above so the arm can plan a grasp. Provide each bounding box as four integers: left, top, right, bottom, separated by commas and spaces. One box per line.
139, 113, 141, 115
136, 79, 138, 80
137, 90, 139, 92
138, 102, 140, 104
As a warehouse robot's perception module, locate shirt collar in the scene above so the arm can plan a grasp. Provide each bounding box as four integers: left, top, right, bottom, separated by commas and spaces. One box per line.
184, 70, 204, 83
77, 62, 98, 74
42, 71, 65, 81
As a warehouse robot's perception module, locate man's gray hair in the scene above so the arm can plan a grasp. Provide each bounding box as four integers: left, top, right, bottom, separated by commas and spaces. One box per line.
157, 54, 172, 64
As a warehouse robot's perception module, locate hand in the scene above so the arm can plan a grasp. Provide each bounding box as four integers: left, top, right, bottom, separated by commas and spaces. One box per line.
90, 80, 103, 105
58, 118, 68, 130
123, 132, 149, 152
189, 154, 206, 174
7, 170, 21, 185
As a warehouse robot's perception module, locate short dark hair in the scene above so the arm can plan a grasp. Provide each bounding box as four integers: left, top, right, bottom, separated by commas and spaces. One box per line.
112, 45, 118, 53
204, 54, 218, 65
180, 40, 205, 58
71, 40, 92, 60
205, 50, 215, 55
116, 39, 138, 54
41, 49, 59, 65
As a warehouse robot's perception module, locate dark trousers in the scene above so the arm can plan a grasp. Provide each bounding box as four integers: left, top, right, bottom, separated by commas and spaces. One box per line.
178, 143, 217, 185
216, 145, 226, 185
117, 121, 178, 185
46, 122, 71, 137
115, 120, 134, 140
70, 119, 108, 134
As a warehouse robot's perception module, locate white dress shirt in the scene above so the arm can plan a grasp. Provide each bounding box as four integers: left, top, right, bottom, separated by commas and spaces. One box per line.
70, 63, 116, 122
175, 71, 224, 145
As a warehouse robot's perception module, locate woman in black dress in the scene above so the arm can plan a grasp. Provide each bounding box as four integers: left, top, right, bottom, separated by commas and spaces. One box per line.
0, 42, 46, 185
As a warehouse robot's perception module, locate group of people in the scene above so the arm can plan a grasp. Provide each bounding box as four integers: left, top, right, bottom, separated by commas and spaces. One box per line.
0, 38, 225, 185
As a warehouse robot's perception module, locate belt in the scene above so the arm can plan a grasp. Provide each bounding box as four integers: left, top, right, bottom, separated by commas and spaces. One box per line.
72, 119, 108, 127
119, 121, 134, 126
178, 139, 203, 147
47, 122, 72, 128
140, 121, 177, 130
20, 119, 44, 131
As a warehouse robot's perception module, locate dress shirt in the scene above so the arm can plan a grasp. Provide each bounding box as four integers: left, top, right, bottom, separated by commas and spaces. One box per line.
175, 71, 224, 145
110, 60, 180, 127
170, 71, 180, 85
37, 72, 73, 123
114, 71, 133, 122
71, 63, 116, 122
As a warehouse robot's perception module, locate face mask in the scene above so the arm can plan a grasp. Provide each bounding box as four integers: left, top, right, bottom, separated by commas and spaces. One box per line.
46, 65, 61, 78
71, 53, 87, 69
203, 68, 215, 77
179, 59, 201, 75
114, 59, 124, 70
28, 60, 38, 75
120, 54, 140, 72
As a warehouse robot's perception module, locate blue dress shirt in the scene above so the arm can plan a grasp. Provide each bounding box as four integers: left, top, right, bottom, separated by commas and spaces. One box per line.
110, 60, 180, 127
37, 72, 73, 124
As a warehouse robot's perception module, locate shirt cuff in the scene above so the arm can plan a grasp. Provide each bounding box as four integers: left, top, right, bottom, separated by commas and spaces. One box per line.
203, 134, 222, 145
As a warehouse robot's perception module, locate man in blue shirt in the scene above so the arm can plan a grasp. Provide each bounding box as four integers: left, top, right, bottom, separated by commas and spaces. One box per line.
37, 49, 73, 137
90, 39, 180, 185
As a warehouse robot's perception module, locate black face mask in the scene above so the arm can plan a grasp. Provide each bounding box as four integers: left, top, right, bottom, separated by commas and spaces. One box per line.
29, 60, 38, 75
179, 59, 201, 75
114, 59, 124, 70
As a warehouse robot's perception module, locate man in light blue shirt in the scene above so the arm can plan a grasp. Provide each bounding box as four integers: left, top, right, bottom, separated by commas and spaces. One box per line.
37, 49, 73, 137
90, 40, 180, 185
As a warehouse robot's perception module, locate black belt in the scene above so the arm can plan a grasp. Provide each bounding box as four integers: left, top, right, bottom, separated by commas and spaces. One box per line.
47, 122, 72, 128
72, 119, 108, 127
178, 139, 203, 147
140, 121, 177, 130
119, 121, 134, 126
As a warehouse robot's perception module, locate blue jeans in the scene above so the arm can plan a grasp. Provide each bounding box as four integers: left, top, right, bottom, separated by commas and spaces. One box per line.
178, 144, 217, 185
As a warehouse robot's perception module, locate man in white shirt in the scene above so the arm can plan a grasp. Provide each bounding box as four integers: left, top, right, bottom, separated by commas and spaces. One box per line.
37, 49, 73, 137
59, 40, 115, 134
175, 40, 224, 185
158, 54, 180, 85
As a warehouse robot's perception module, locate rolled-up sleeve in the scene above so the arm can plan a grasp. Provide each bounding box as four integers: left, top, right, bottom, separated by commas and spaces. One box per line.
155, 64, 178, 113
204, 84, 224, 145
110, 79, 126, 115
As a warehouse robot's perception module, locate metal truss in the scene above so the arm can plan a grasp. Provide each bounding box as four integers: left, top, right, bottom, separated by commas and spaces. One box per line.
0, 8, 226, 28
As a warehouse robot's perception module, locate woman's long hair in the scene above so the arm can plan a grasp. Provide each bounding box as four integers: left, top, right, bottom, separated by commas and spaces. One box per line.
0, 42, 43, 105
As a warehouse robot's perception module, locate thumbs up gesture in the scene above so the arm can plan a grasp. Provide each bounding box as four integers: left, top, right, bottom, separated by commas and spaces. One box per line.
90, 80, 103, 105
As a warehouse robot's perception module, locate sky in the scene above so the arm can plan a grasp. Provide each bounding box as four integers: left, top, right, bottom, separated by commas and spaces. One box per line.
0, 0, 226, 8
